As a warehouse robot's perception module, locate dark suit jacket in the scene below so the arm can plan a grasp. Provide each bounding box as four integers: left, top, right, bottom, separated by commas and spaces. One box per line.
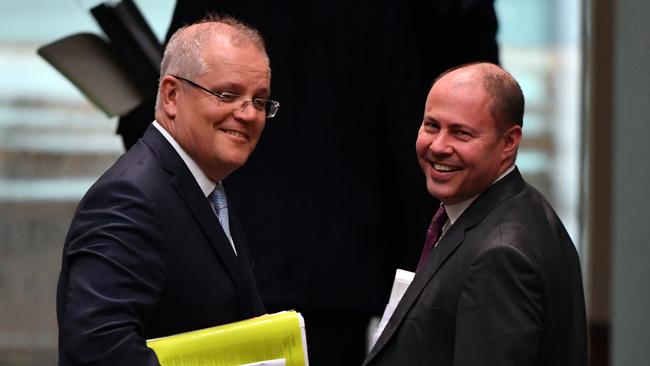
364, 169, 587, 366
57, 125, 264, 366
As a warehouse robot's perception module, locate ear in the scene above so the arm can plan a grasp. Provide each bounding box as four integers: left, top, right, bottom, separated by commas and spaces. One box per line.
501, 124, 522, 162
159, 75, 180, 119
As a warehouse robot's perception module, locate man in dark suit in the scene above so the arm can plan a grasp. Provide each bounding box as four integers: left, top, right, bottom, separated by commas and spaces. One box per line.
364, 63, 587, 365
56, 16, 277, 365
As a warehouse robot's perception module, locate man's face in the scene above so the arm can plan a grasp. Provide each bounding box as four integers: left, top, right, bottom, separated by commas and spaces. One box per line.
415, 72, 510, 205
165, 36, 270, 181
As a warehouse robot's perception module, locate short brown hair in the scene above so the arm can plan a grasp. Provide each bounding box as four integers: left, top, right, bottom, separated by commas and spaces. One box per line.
434, 62, 524, 131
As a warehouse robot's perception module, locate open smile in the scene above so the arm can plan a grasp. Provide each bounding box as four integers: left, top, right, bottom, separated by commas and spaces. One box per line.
220, 128, 249, 140
431, 162, 461, 173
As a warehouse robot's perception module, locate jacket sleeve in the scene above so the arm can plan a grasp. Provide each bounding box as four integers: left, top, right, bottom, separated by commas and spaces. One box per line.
58, 179, 165, 366
453, 244, 544, 365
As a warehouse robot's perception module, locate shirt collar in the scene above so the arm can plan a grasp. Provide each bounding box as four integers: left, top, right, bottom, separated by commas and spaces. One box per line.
444, 164, 517, 226
153, 121, 216, 197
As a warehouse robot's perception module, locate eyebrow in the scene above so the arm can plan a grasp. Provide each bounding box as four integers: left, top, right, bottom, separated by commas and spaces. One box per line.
424, 117, 474, 132
448, 122, 470, 128
214, 81, 270, 98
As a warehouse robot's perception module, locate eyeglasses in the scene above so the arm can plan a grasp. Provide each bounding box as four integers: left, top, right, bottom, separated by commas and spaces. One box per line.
170, 75, 280, 118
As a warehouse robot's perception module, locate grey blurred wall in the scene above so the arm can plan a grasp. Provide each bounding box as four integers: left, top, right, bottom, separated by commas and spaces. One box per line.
610, 0, 650, 365
0, 2, 174, 365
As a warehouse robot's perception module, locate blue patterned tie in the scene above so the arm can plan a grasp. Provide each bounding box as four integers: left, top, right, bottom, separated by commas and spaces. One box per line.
210, 182, 234, 248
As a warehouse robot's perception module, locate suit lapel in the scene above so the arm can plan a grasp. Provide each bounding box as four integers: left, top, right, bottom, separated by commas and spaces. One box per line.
365, 221, 466, 363
365, 168, 528, 364
142, 125, 262, 318
227, 197, 265, 315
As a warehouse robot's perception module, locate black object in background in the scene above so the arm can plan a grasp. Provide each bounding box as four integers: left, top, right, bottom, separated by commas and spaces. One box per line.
37, 0, 162, 120
90, 0, 162, 97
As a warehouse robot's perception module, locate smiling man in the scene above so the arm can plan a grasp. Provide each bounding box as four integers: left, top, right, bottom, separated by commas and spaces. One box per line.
364, 63, 587, 366
57, 16, 277, 366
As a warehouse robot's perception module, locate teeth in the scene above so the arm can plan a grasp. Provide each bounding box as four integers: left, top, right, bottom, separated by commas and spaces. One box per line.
433, 163, 457, 172
223, 130, 246, 138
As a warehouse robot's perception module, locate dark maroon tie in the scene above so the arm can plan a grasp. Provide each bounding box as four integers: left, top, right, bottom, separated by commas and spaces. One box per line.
416, 206, 448, 272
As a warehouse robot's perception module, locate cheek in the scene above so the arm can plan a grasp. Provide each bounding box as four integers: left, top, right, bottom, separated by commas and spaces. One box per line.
458, 142, 488, 164
253, 119, 266, 138
415, 135, 430, 156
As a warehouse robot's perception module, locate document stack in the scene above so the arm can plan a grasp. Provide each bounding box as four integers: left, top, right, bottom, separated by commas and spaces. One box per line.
147, 311, 309, 366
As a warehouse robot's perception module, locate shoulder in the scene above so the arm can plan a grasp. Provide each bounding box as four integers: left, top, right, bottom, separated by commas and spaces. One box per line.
82, 139, 171, 203
462, 181, 577, 279
66, 142, 171, 247
480, 182, 559, 240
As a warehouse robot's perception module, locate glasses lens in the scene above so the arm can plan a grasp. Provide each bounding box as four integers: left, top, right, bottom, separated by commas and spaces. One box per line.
266, 101, 279, 118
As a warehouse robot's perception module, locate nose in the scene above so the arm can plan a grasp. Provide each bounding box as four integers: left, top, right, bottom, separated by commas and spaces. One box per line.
233, 100, 261, 121
428, 130, 452, 156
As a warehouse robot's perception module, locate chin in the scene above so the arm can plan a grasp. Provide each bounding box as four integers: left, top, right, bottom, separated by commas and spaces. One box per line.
425, 182, 457, 203
227, 154, 251, 169
425, 182, 445, 200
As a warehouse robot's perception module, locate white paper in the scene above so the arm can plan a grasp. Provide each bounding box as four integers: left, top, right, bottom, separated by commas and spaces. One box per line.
369, 269, 415, 350
240, 359, 286, 366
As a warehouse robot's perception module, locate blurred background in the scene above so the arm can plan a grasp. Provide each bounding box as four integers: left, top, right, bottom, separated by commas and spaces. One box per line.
0, 0, 647, 365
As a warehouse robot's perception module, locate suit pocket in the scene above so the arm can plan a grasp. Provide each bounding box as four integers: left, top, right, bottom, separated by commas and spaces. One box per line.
398, 306, 449, 361
405, 305, 442, 324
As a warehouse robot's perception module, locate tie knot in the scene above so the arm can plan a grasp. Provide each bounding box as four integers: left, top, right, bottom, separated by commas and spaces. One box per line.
416, 205, 449, 272
210, 183, 228, 212
430, 205, 448, 232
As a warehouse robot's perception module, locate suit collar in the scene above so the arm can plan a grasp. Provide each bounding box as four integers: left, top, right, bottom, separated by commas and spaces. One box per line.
142, 125, 264, 318
445, 164, 517, 227
152, 121, 215, 197
365, 168, 526, 364
461, 167, 525, 230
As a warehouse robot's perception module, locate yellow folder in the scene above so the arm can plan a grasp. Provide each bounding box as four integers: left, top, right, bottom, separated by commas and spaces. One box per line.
147, 311, 308, 366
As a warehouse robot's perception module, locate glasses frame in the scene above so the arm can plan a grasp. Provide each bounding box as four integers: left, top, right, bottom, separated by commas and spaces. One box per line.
169, 74, 280, 118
